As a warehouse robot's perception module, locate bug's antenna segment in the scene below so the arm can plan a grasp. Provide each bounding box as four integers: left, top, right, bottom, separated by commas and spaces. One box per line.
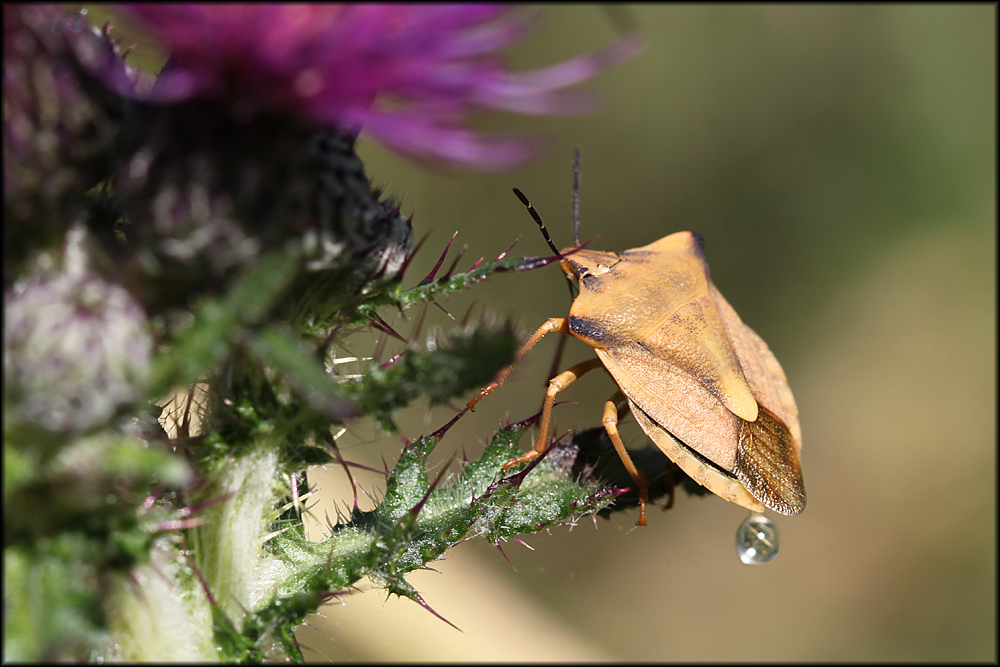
512, 188, 560, 257
572, 148, 581, 247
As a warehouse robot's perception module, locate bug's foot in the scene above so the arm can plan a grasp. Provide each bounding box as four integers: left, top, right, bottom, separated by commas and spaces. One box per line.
502, 450, 540, 471
466, 382, 497, 411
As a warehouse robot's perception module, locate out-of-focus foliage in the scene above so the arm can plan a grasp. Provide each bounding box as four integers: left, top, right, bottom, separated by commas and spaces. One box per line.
3, 5, 645, 662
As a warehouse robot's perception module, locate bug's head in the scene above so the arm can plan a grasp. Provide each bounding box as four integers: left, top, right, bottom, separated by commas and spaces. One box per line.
559, 248, 620, 286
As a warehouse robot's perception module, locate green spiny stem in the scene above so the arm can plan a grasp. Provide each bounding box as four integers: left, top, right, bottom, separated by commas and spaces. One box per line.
228, 420, 625, 649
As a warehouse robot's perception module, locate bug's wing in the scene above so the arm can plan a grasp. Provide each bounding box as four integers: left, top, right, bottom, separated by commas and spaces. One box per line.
640, 291, 760, 423
597, 335, 805, 515
734, 404, 805, 515
625, 395, 767, 513
709, 283, 802, 449
567, 232, 761, 424
596, 344, 741, 471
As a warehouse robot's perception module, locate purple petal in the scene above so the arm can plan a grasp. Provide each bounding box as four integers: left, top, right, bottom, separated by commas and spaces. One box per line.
115, 4, 643, 172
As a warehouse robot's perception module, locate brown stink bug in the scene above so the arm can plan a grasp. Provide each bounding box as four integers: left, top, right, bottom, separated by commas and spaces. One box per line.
468, 161, 805, 526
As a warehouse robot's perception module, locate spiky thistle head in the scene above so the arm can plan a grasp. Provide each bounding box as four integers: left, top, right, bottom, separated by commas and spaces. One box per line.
3, 5, 141, 282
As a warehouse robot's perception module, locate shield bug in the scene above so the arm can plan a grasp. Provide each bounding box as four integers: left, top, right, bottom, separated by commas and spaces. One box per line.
468, 163, 805, 526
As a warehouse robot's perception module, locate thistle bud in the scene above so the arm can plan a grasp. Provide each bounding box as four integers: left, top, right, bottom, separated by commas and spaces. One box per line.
4, 229, 152, 432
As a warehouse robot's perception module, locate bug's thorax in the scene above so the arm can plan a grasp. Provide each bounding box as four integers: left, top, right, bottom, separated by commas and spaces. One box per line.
562, 230, 766, 427
561, 232, 713, 349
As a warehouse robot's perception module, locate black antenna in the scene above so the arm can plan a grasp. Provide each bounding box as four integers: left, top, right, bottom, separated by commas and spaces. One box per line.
512, 161, 581, 388
572, 148, 581, 247
512, 187, 560, 257
511, 187, 576, 306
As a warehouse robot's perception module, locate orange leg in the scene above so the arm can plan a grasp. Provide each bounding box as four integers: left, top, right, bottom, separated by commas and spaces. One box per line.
602, 391, 650, 526
467, 318, 570, 411
502, 357, 603, 470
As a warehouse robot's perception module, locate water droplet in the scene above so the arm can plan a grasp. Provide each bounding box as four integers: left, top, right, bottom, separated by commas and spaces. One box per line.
736, 513, 779, 565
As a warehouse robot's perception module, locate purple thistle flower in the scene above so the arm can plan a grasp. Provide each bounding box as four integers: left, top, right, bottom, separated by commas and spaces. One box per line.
117, 4, 642, 171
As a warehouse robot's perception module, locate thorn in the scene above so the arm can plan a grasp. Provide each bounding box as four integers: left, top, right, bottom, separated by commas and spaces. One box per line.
324, 458, 386, 475
147, 560, 175, 590
410, 458, 452, 517
229, 592, 250, 617
430, 410, 466, 440
494, 542, 515, 569
370, 314, 407, 343
358, 485, 380, 507
186, 556, 219, 608
552, 428, 573, 446
495, 235, 521, 262
430, 299, 454, 319
408, 303, 429, 344
398, 230, 432, 279
505, 437, 559, 487
317, 589, 345, 605
379, 352, 403, 370
441, 244, 469, 281
509, 410, 544, 432
468, 257, 484, 271
514, 537, 535, 551
408, 589, 463, 632
324, 508, 337, 532
329, 437, 359, 514
370, 329, 389, 367
495, 241, 591, 275
506, 254, 563, 273
458, 302, 477, 328
420, 231, 459, 285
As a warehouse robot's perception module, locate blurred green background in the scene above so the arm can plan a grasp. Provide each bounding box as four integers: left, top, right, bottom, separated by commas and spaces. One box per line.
94, 4, 996, 661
